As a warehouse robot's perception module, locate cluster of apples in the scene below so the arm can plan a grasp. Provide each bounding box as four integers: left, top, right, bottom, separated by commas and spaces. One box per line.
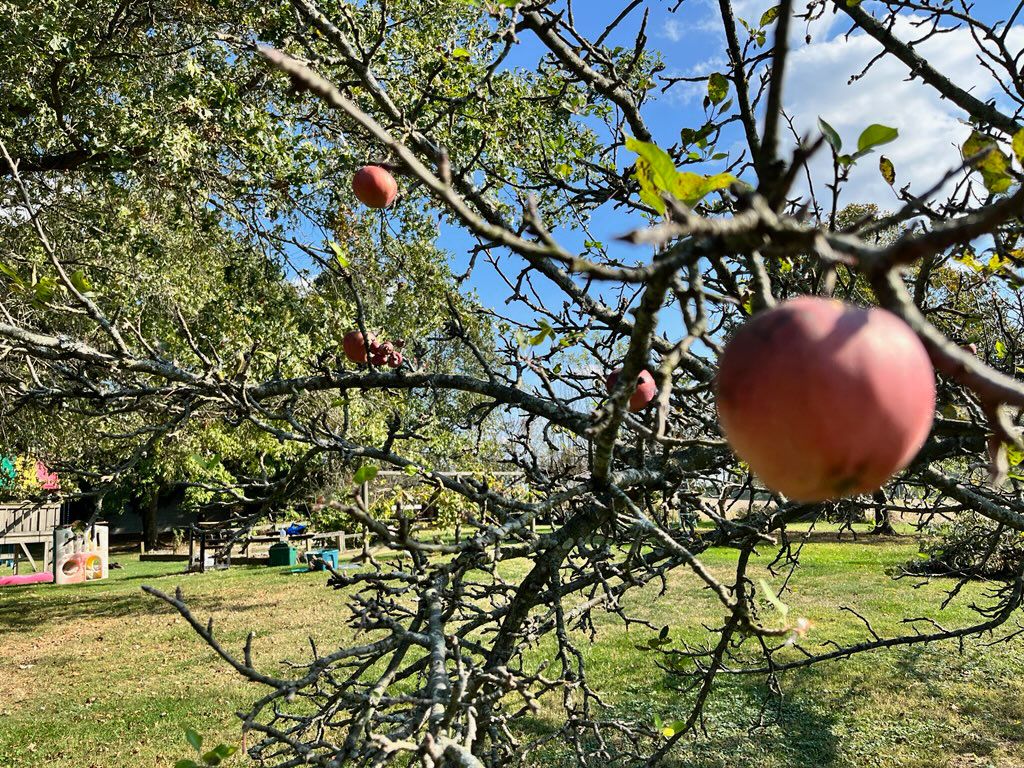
608, 296, 938, 503
343, 330, 404, 369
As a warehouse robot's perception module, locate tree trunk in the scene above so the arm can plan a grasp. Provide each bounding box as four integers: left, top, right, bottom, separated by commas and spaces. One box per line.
871, 489, 896, 535
142, 489, 160, 550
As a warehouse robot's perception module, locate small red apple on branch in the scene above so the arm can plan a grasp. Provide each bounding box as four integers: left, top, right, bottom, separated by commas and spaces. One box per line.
352, 165, 398, 209
715, 296, 935, 502
606, 368, 657, 412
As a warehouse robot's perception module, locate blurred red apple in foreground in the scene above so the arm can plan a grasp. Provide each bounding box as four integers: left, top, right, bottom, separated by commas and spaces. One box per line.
343, 330, 374, 364
606, 368, 657, 412
715, 296, 935, 502
352, 165, 398, 208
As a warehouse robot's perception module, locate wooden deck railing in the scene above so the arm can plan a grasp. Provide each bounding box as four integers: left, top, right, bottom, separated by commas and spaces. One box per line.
0, 501, 62, 543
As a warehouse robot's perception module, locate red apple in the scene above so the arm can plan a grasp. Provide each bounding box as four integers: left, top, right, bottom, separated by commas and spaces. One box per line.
715, 296, 935, 502
343, 330, 374, 364
352, 165, 398, 209
606, 368, 657, 412
369, 340, 394, 366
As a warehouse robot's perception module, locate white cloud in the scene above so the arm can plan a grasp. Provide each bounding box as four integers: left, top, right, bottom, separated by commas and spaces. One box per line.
660, 54, 728, 105
780, 15, 1024, 207
650, 5, 1021, 206
661, 18, 685, 43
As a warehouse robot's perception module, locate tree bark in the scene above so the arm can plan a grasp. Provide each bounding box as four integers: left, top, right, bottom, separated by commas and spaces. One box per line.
871, 489, 896, 535
142, 489, 160, 550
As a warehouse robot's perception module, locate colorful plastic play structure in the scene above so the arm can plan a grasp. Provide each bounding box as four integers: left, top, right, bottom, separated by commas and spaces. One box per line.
0, 455, 109, 588
51, 523, 109, 584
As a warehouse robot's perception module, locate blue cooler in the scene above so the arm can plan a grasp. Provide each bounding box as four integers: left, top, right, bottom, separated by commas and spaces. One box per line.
308, 549, 339, 571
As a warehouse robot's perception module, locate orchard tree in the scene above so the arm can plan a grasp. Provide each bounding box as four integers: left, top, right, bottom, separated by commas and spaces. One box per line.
2, 0, 1024, 766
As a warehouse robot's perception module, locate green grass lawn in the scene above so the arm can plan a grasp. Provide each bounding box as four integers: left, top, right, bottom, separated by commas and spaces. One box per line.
1, 529, 1022, 768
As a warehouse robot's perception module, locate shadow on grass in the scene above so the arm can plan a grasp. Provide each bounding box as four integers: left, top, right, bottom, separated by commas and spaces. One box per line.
511, 676, 842, 768
0, 582, 274, 634
666, 679, 842, 768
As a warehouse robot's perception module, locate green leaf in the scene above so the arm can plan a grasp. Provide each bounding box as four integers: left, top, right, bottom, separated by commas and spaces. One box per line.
759, 6, 780, 26
213, 744, 237, 759
707, 72, 729, 106
329, 241, 349, 268
987, 252, 1010, 273
625, 136, 678, 191
33, 276, 58, 305
191, 453, 221, 471
70, 269, 95, 295
626, 135, 679, 200
175, 761, 200, 768
856, 124, 899, 153
956, 250, 985, 272
185, 728, 203, 753
626, 135, 678, 213
529, 319, 555, 346
758, 578, 789, 619
879, 156, 896, 186
354, 465, 379, 484
817, 117, 842, 153
451, 47, 471, 60
0, 261, 23, 287
995, 339, 1007, 359
202, 745, 237, 764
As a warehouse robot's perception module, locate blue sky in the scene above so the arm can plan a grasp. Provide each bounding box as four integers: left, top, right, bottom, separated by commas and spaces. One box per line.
270, 1, 1020, 370
429, 0, 1024, 345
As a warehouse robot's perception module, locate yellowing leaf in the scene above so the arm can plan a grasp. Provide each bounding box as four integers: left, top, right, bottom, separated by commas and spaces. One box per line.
879, 156, 895, 186
707, 72, 729, 105
1013, 128, 1024, 164
1007, 442, 1024, 467
759, 6, 780, 26
962, 131, 1013, 194
675, 172, 736, 206
625, 136, 678, 190
956, 251, 985, 272
627, 136, 737, 212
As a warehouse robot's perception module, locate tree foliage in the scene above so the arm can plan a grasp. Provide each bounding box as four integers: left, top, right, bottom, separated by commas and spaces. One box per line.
3, 0, 1024, 766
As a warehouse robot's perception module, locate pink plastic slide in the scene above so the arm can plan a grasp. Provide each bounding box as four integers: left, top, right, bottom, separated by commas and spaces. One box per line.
0, 571, 54, 587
